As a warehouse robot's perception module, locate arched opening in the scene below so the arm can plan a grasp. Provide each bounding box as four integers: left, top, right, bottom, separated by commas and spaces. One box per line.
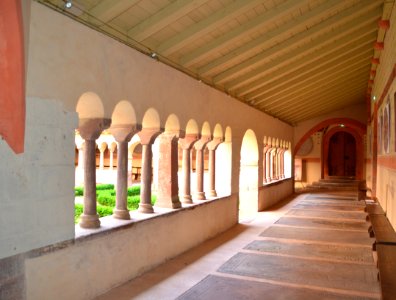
325, 131, 358, 178
239, 129, 259, 222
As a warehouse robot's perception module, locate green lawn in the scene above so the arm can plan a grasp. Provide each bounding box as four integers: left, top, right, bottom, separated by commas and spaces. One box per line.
74, 184, 156, 224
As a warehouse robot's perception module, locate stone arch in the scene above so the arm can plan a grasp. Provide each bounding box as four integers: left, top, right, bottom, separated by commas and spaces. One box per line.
295, 118, 366, 155
213, 123, 223, 139
239, 129, 259, 222
76, 92, 104, 119
111, 100, 136, 125
164, 114, 180, 132
142, 107, 160, 129
185, 119, 199, 135
201, 121, 211, 137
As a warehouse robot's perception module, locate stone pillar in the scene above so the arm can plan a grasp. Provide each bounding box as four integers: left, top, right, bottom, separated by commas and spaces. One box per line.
110, 124, 140, 220
263, 145, 270, 183
194, 135, 211, 200
137, 128, 162, 213
109, 143, 117, 170
98, 143, 107, 170
266, 148, 273, 182
78, 118, 111, 228
207, 137, 223, 197
271, 148, 278, 180
179, 134, 199, 203
155, 131, 185, 209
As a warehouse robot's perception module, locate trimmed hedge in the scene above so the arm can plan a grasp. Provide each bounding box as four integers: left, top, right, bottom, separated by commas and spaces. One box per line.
74, 184, 155, 224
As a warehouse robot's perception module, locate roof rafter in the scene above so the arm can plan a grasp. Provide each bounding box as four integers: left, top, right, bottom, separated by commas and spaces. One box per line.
180, 0, 311, 67
127, 0, 208, 42
258, 52, 372, 109
248, 37, 376, 103
156, 0, 263, 56
88, 0, 140, 24
218, 3, 382, 86
196, 0, 346, 76
225, 10, 379, 90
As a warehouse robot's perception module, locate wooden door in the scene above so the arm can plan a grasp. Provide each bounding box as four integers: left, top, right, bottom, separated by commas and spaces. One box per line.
328, 132, 356, 177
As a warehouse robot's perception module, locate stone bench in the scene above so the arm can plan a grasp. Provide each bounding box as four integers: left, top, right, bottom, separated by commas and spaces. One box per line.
365, 202, 385, 221
376, 244, 396, 300
368, 214, 396, 250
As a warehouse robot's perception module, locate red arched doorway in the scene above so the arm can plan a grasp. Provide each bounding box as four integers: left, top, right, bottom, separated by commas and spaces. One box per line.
327, 131, 356, 177
323, 127, 364, 180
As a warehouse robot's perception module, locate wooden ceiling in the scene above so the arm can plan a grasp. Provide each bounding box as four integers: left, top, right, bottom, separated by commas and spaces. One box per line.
38, 0, 394, 125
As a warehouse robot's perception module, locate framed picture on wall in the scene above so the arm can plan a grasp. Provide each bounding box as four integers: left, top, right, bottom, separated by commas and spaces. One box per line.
383, 100, 390, 153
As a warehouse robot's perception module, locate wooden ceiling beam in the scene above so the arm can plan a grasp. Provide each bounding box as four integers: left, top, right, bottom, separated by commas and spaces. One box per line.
127, 0, 208, 42
258, 62, 371, 112
263, 72, 369, 113
180, 0, 311, 67
241, 31, 376, 100
285, 90, 366, 123
88, 0, 140, 24
233, 24, 376, 95
215, 0, 381, 84
250, 43, 374, 105
196, 0, 346, 76
223, 7, 381, 90
155, 0, 263, 56
272, 80, 368, 118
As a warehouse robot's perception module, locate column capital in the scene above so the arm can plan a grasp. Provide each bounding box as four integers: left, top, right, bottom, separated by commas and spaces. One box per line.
207, 137, 223, 151
179, 133, 199, 150
194, 135, 212, 150
138, 127, 163, 145
110, 123, 142, 142
78, 118, 111, 140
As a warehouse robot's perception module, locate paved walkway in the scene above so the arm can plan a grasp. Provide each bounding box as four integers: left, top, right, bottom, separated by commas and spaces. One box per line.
96, 192, 380, 300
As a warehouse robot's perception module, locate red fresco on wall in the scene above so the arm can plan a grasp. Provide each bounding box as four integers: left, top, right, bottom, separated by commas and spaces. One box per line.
0, 0, 25, 153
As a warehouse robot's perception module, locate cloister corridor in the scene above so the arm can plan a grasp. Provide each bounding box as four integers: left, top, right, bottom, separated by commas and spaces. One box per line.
96, 191, 379, 300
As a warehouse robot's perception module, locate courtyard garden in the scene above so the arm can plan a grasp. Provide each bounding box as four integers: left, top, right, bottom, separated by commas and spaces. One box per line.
74, 184, 156, 223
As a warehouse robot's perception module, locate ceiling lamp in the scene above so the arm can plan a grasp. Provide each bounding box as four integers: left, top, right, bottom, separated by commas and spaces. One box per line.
64, 0, 72, 9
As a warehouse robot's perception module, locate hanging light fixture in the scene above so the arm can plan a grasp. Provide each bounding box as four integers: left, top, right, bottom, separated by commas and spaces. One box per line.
64, 0, 72, 9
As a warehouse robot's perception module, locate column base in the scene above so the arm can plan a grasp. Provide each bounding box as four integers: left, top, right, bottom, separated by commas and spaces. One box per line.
79, 213, 100, 229
113, 209, 131, 220
138, 203, 154, 213
195, 192, 206, 200
182, 195, 193, 204
208, 190, 217, 197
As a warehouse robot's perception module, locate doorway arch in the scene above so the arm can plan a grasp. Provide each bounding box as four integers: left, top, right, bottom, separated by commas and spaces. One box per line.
323, 127, 364, 179
239, 129, 259, 222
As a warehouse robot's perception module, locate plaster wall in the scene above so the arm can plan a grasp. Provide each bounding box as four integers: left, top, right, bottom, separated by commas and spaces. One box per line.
369, 2, 396, 229
0, 97, 77, 260
259, 179, 293, 211
25, 195, 237, 300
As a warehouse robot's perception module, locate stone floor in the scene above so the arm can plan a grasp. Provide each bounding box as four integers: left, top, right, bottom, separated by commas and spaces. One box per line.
95, 192, 380, 300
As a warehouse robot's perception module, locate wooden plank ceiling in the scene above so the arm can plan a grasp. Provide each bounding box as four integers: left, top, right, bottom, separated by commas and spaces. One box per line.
38, 0, 394, 125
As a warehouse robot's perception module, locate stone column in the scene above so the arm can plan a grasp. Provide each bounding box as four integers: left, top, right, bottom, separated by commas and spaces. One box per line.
155, 131, 185, 209
179, 134, 199, 203
194, 135, 211, 200
137, 128, 162, 213
263, 145, 270, 183
266, 148, 272, 182
271, 148, 278, 180
207, 137, 223, 197
110, 124, 140, 220
78, 118, 111, 229
109, 143, 117, 170
98, 143, 107, 170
